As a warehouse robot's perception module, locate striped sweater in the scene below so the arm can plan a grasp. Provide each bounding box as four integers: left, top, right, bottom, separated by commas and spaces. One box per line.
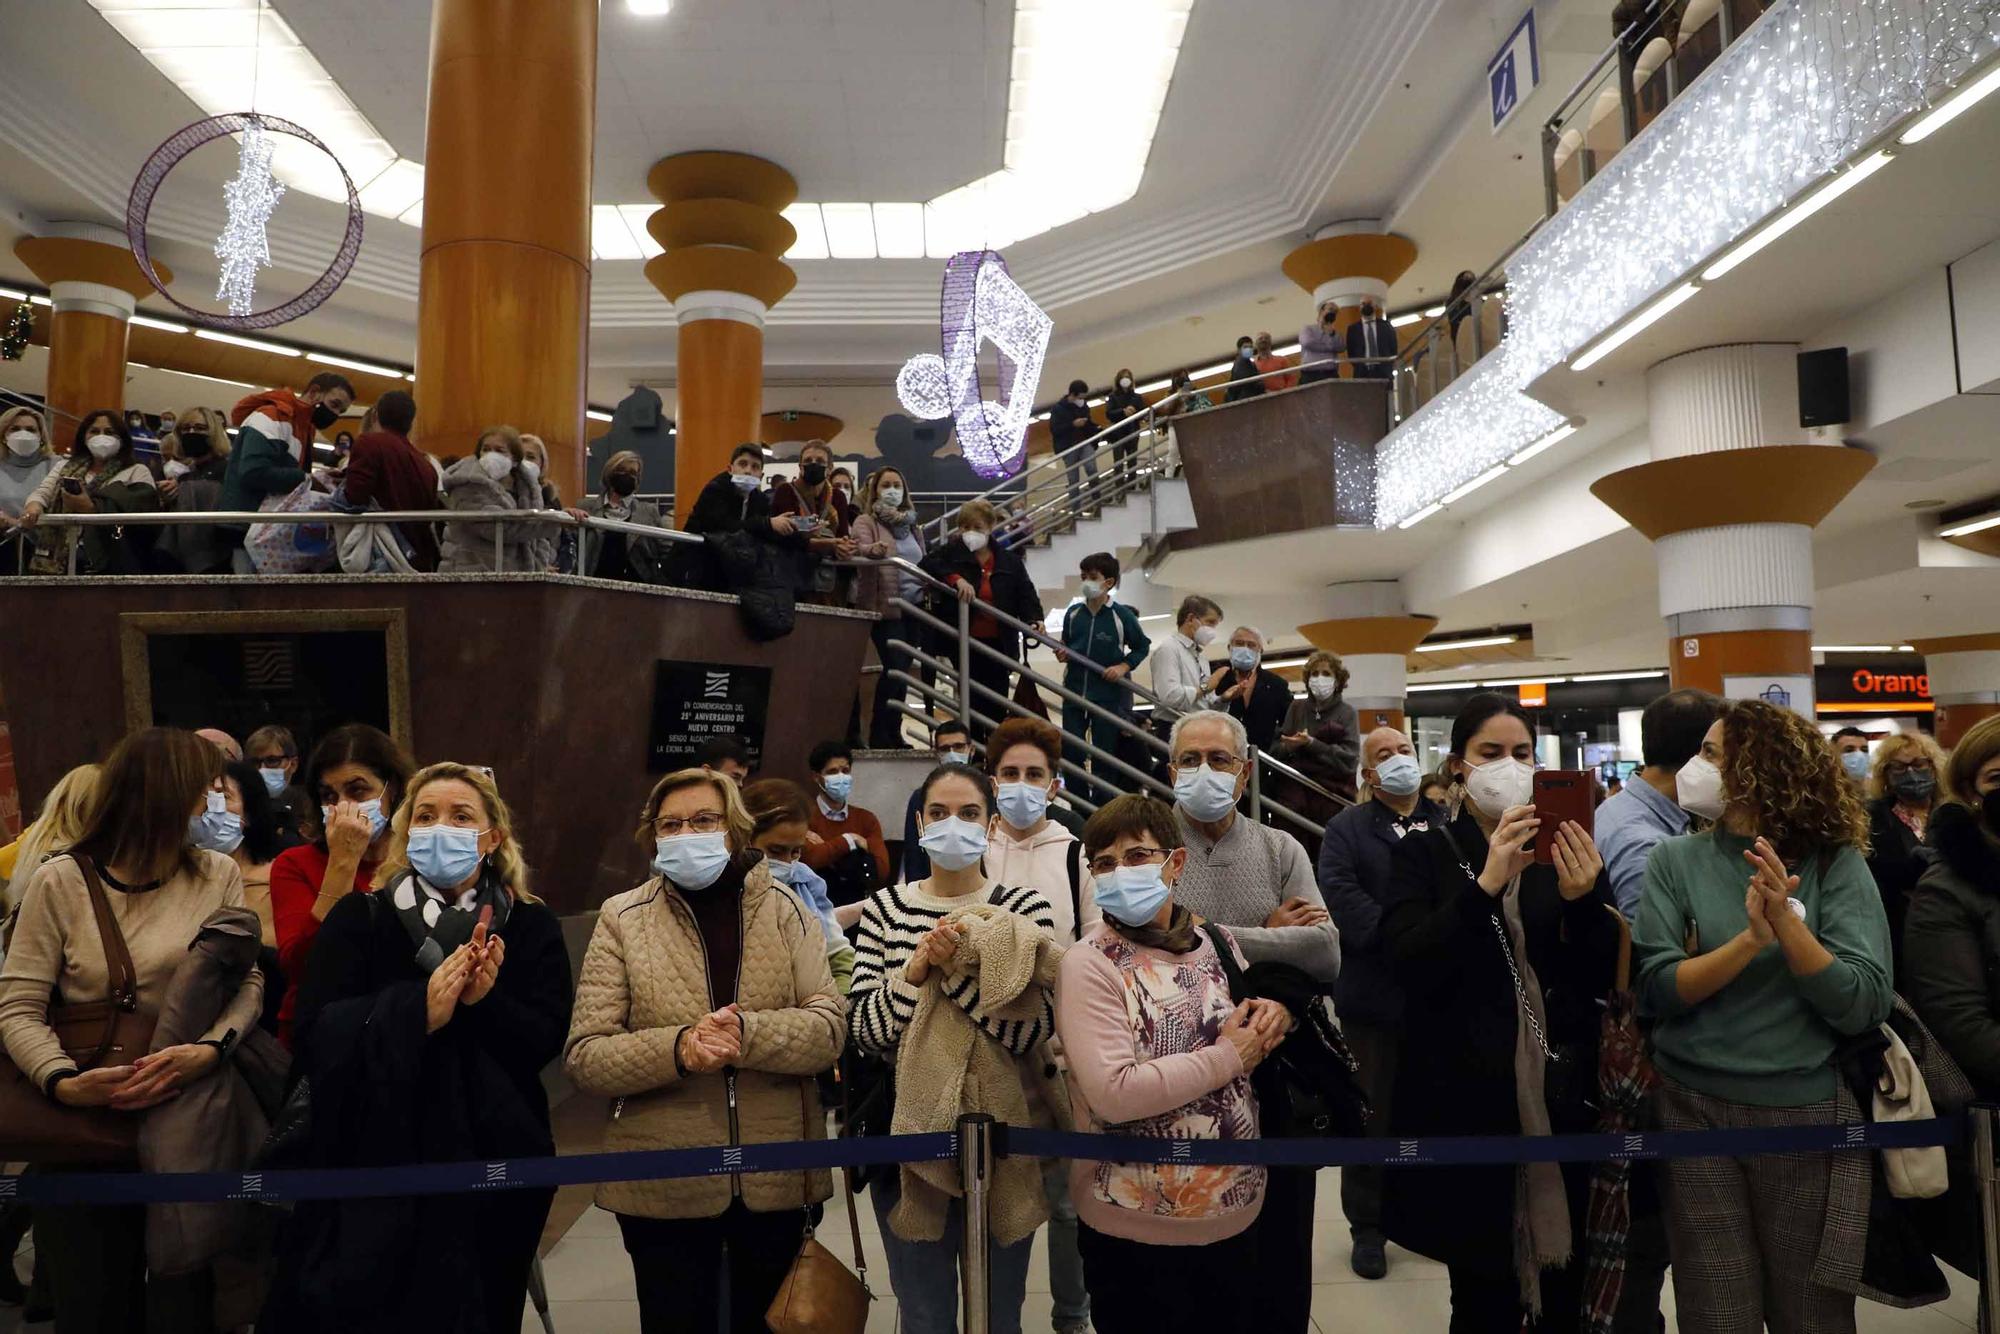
849, 879, 1056, 1057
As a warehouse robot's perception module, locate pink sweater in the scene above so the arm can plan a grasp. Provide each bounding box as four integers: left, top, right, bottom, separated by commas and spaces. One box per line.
1054, 923, 1265, 1246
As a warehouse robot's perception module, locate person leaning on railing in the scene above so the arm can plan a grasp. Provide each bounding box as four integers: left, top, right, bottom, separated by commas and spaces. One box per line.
920, 499, 1045, 739
145, 406, 235, 574
850, 464, 929, 747
262, 763, 572, 1334
438, 425, 545, 573
517, 432, 565, 571
0, 404, 53, 563
1297, 301, 1343, 385
676, 441, 814, 593
1633, 698, 1891, 1332
339, 389, 443, 572
563, 768, 843, 1334
13, 409, 160, 574
573, 449, 674, 585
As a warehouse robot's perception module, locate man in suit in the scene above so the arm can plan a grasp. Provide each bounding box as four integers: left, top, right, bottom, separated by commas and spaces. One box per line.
1315, 725, 1443, 1279
1344, 299, 1398, 379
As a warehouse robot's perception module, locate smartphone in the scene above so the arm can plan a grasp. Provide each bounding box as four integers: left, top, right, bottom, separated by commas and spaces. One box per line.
61, 478, 82, 495
792, 515, 823, 533
1531, 769, 1595, 865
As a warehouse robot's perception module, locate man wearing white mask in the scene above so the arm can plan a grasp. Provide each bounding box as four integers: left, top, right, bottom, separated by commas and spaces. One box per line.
1206, 626, 1292, 755
1150, 595, 1224, 720
1598, 688, 1721, 921
1167, 708, 1337, 1334
1315, 725, 1445, 1279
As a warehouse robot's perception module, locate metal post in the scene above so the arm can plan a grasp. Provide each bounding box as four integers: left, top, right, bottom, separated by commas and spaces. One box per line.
957, 595, 973, 730
1541, 121, 1562, 217
957, 1112, 995, 1334
1974, 1103, 2000, 1334
1248, 751, 1262, 819
493, 518, 504, 572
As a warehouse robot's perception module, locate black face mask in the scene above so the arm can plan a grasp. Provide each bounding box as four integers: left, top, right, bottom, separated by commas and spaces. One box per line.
1360, 305, 1376, 319
1982, 787, 2000, 837
800, 463, 828, 487
606, 472, 637, 497
311, 403, 340, 430
179, 432, 211, 458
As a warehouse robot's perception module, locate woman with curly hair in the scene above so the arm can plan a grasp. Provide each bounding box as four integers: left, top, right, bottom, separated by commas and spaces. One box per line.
1634, 697, 1892, 1333
1863, 729, 1948, 972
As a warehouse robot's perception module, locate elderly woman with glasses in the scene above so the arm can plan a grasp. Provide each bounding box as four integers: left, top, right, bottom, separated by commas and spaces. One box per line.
564, 768, 845, 1334
1865, 729, 1949, 974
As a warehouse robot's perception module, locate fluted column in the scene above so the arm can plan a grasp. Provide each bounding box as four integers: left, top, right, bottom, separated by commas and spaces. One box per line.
1592, 345, 1873, 710
416, 0, 596, 497
1909, 635, 2000, 747
1280, 221, 1416, 378
1297, 581, 1437, 733
644, 152, 798, 528
14, 226, 172, 441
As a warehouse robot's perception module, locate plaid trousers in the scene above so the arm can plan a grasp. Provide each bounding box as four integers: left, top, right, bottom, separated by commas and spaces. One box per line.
1655, 1076, 1858, 1334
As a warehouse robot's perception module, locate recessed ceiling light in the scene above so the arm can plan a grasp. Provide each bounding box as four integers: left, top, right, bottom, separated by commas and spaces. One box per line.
626, 0, 672, 14
1415, 634, 1520, 653
1904, 498, 1947, 510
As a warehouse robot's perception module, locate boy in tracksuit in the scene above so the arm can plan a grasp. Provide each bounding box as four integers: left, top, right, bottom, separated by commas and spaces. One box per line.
1058, 551, 1151, 804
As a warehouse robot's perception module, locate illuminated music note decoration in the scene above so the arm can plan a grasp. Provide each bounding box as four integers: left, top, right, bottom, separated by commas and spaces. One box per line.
896, 250, 1053, 480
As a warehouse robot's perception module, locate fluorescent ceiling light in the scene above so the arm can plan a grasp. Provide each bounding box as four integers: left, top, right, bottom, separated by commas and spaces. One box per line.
1701, 151, 1892, 281
1416, 633, 1519, 653
1273, 342, 1301, 357
1396, 502, 1443, 530
28, 295, 51, 307
1507, 422, 1577, 466
1137, 613, 1172, 623
626, 0, 673, 13
307, 351, 404, 378
618, 205, 664, 258
1570, 282, 1701, 372
586, 409, 614, 422
1571, 670, 1668, 682
1939, 512, 2000, 538
403, 372, 416, 382
1134, 377, 1172, 394
821, 204, 877, 259
1439, 464, 1506, 505
783, 204, 829, 261
1812, 643, 1896, 653
0, 286, 29, 300
1899, 59, 2000, 144
872, 203, 926, 260
356, 159, 426, 221
1190, 360, 1233, 378
1086, 396, 1107, 407
1390, 312, 1423, 327
1408, 682, 1475, 693
1482, 676, 1567, 687
1424, 305, 1445, 317
130, 314, 191, 333
195, 328, 298, 355
591, 205, 647, 261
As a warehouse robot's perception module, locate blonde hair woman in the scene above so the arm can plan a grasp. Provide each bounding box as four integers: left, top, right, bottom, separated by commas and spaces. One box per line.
438, 424, 544, 572
261, 760, 572, 1333
0, 406, 53, 540
0, 763, 100, 915
564, 767, 844, 1334
516, 433, 562, 570
1865, 729, 1950, 969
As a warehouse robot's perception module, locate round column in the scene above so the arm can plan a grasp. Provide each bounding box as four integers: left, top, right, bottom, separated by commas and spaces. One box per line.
416, 0, 597, 498
1298, 586, 1438, 733
645, 153, 798, 529
1591, 345, 1874, 711
13, 227, 172, 442
1280, 221, 1416, 378
1910, 635, 2000, 748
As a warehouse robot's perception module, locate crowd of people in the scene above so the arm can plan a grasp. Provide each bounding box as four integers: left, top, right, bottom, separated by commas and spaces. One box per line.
0, 678, 1989, 1334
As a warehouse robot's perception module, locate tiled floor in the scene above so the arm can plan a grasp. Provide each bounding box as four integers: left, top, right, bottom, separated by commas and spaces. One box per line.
1, 1168, 1983, 1332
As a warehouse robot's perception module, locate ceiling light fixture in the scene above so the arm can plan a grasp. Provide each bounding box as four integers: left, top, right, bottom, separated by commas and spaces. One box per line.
1482, 676, 1567, 688
586, 409, 614, 422
130, 314, 192, 333
0, 286, 27, 301
1438, 464, 1507, 506
1396, 502, 1443, 530
1134, 377, 1173, 394
306, 351, 405, 378
782, 204, 830, 261
589, 205, 648, 261
1406, 682, 1475, 693
1570, 283, 1702, 372
1899, 57, 2000, 143
1189, 360, 1234, 378
1390, 312, 1423, 327
626, 0, 673, 14
1570, 669, 1668, 682
195, 328, 298, 355
820, 204, 878, 260
1812, 644, 1896, 653
1415, 633, 1519, 653
1700, 151, 1893, 281
1939, 511, 2000, 539
1507, 421, 1576, 467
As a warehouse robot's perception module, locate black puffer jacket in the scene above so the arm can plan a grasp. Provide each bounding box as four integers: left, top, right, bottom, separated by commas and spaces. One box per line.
1906, 801, 2000, 1100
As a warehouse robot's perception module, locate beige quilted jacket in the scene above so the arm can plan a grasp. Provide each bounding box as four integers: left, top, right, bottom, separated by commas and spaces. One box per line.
562, 860, 846, 1219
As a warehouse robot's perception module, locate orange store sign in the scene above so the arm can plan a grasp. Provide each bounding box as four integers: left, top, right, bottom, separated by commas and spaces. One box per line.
1849, 669, 1929, 696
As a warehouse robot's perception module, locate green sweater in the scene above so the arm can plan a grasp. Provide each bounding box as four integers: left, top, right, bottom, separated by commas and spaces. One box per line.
1633, 830, 1891, 1106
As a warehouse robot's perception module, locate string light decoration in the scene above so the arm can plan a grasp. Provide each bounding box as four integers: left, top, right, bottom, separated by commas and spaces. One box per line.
896, 250, 1053, 479
214, 117, 285, 316
1375, 0, 2000, 528
0, 302, 30, 361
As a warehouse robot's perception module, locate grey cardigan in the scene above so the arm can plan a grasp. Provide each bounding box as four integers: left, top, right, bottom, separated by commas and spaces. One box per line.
438, 456, 545, 573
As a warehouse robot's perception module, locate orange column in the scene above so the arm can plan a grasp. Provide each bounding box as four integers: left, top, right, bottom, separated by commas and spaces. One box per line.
1667, 629, 1814, 695
1909, 634, 2000, 748
643, 152, 799, 528
1281, 223, 1417, 379
416, 0, 596, 499
14, 229, 171, 444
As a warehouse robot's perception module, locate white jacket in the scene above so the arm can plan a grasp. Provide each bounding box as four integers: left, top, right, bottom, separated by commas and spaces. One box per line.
986, 820, 1098, 945
1149, 630, 1216, 719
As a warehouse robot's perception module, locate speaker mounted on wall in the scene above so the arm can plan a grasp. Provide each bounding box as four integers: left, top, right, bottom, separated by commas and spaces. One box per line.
1798, 347, 1851, 428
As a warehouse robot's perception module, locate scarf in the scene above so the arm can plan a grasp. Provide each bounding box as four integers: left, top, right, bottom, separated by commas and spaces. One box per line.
871, 499, 914, 535
1500, 874, 1571, 1312
1109, 902, 1201, 954
383, 866, 514, 973
229, 387, 315, 467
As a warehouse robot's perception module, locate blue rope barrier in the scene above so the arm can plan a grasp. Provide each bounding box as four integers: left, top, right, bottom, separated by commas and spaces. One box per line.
0, 1116, 1963, 1207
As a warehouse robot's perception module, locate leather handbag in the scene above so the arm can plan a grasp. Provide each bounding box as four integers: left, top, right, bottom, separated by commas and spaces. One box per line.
0, 855, 157, 1166
767, 1087, 872, 1334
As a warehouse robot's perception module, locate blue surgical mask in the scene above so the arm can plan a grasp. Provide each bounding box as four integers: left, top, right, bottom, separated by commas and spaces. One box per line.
188, 790, 245, 855
823, 772, 854, 803
996, 782, 1049, 829
937, 750, 969, 766
766, 857, 803, 885
730, 471, 760, 492
259, 766, 290, 797
1228, 646, 1259, 671
322, 798, 389, 843
1174, 765, 1240, 822
654, 831, 732, 890
406, 823, 486, 889
1371, 753, 1422, 798
919, 816, 988, 872
1840, 750, 1871, 782
1095, 862, 1173, 927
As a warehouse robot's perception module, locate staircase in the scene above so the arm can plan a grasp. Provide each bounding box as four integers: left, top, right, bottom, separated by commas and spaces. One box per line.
1023, 475, 1197, 601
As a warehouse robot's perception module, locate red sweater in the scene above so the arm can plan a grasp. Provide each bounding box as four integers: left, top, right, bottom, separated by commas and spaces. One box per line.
343, 429, 443, 570
269, 842, 377, 1043
803, 802, 890, 881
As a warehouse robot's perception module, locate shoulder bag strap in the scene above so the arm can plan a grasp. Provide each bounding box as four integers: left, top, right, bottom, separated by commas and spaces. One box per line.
75, 855, 139, 1011
1199, 921, 1251, 1000
831, 1072, 871, 1290
1067, 842, 1084, 940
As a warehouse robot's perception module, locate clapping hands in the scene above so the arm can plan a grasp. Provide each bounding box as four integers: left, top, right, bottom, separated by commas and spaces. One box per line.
678, 1004, 743, 1074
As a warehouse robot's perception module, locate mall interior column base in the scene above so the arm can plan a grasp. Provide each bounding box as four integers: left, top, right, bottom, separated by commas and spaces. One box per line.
14, 227, 172, 437
1666, 612, 1815, 698
1910, 634, 2000, 746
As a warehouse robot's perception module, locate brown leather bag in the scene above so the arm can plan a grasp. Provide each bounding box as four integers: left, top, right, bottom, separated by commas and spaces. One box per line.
767, 1082, 872, 1334
0, 855, 157, 1165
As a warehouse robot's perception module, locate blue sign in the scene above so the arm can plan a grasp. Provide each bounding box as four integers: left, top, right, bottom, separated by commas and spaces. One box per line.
1489, 8, 1541, 133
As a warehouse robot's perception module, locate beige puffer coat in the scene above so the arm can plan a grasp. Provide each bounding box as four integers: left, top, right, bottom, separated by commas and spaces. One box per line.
563, 858, 846, 1219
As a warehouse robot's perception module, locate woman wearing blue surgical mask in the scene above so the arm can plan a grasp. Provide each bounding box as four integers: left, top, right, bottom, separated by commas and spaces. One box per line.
848, 764, 1063, 1334
263, 763, 571, 1334
564, 768, 843, 1334
1379, 692, 1618, 1332
1274, 649, 1363, 824
743, 777, 856, 992
1056, 794, 1288, 1334
246, 722, 311, 839
1861, 729, 1947, 971
268, 723, 413, 1047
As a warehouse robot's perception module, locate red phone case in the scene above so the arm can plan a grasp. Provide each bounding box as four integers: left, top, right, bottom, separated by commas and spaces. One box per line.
1531, 770, 1595, 865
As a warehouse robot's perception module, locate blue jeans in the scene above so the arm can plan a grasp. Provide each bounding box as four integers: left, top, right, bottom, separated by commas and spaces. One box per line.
1043, 1159, 1089, 1327
871, 1175, 1034, 1334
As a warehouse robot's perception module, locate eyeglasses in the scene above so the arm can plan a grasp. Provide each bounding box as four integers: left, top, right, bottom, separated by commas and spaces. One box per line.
1883, 760, 1934, 777
654, 811, 726, 837
252, 755, 289, 767
1088, 847, 1167, 877
1173, 751, 1245, 773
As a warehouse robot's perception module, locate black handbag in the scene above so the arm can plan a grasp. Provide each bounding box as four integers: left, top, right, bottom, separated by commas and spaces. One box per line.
1199, 923, 1371, 1137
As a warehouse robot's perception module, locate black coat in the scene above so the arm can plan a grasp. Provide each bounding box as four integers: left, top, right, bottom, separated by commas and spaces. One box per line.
919, 537, 1045, 659
261, 888, 573, 1334
1866, 795, 1929, 976
1223, 353, 1264, 403
1315, 797, 1447, 1024
1103, 387, 1148, 444
1379, 810, 1619, 1272
675, 470, 811, 611
1345, 318, 1398, 379
1048, 400, 1098, 453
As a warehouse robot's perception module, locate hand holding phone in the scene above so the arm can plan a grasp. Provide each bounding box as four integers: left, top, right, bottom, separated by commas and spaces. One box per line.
1530, 770, 1595, 866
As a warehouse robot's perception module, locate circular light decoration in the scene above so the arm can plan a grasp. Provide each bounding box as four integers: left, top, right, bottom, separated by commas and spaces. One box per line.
896, 249, 1052, 480
125, 113, 364, 331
